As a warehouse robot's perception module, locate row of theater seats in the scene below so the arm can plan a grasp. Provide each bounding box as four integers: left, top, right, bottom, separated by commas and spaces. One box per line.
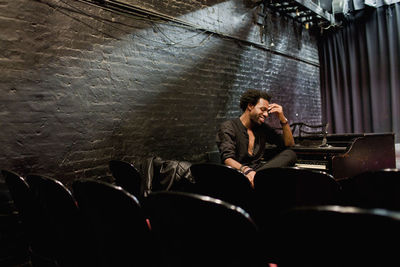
110, 159, 400, 215
2, 163, 400, 267
1, 168, 262, 267
109, 160, 400, 266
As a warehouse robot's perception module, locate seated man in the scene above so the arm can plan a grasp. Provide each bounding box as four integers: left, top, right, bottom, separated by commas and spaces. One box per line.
216, 89, 297, 187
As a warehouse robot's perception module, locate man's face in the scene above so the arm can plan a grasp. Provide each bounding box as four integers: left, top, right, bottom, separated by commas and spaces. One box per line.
249, 98, 270, 125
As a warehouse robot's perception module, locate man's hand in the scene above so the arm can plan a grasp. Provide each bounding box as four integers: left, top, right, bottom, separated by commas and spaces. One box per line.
268, 103, 286, 122
245, 170, 256, 188
224, 159, 257, 188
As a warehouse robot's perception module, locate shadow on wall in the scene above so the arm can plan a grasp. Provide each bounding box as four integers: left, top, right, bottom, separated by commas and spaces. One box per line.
0, 0, 256, 183
108, 17, 257, 165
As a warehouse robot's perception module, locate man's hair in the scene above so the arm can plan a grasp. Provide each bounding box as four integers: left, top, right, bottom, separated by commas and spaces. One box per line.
239, 89, 271, 111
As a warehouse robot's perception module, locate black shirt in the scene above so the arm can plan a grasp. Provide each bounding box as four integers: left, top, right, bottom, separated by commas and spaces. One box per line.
216, 118, 284, 169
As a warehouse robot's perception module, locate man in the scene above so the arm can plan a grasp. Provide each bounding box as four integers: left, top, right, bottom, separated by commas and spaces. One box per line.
216, 89, 297, 187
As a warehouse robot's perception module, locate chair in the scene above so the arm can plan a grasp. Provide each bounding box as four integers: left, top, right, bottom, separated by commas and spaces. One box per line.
2, 170, 59, 267
142, 191, 264, 267
72, 179, 154, 267
252, 167, 342, 244
271, 205, 400, 266
26, 174, 92, 267
338, 168, 400, 211
0, 170, 30, 266
254, 167, 341, 209
189, 162, 255, 214
109, 160, 143, 199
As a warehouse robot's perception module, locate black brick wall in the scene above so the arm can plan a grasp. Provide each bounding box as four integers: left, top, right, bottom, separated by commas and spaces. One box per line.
0, 0, 321, 185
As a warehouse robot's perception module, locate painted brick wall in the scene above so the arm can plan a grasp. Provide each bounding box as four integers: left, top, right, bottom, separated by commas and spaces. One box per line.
0, 0, 321, 185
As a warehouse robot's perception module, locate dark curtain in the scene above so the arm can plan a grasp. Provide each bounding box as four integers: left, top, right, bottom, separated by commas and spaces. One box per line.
319, 3, 400, 142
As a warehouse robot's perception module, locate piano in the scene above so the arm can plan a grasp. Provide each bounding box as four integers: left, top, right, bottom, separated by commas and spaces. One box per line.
264, 132, 396, 180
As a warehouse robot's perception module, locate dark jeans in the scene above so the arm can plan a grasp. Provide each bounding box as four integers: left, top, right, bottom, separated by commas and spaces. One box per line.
255, 149, 297, 171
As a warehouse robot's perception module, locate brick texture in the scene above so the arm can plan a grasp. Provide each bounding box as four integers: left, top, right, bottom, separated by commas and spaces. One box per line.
0, 0, 321, 185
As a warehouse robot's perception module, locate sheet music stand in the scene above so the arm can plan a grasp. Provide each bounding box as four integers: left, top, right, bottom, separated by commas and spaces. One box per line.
291, 122, 329, 147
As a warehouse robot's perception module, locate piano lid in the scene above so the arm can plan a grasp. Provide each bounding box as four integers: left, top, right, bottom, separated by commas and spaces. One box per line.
293, 132, 395, 152
292, 144, 347, 153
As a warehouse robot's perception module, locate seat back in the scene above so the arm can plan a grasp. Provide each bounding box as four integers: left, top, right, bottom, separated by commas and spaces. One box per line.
109, 160, 142, 198
1, 170, 34, 265
253, 167, 342, 237
72, 179, 153, 267
143, 191, 262, 267
2, 171, 60, 265
26, 174, 91, 267
189, 162, 254, 213
254, 167, 341, 209
339, 168, 400, 211
272, 205, 400, 267
2, 170, 35, 229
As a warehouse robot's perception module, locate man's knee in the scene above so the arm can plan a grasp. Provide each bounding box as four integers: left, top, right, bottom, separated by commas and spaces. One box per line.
279, 149, 297, 166
285, 149, 297, 166
257, 149, 297, 170
283, 149, 297, 160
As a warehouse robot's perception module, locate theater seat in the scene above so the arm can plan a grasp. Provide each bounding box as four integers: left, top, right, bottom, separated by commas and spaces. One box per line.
338, 168, 400, 211
72, 179, 154, 267
272, 205, 400, 266
142, 191, 264, 267
189, 162, 254, 213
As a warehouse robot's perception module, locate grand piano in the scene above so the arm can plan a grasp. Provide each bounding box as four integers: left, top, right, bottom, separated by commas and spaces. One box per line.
264, 124, 396, 180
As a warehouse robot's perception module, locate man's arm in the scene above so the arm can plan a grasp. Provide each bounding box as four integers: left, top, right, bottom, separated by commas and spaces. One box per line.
224, 157, 242, 170
280, 120, 295, 147
216, 123, 245, 172
268, 103, 295, 147
216, 122, 256, 187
